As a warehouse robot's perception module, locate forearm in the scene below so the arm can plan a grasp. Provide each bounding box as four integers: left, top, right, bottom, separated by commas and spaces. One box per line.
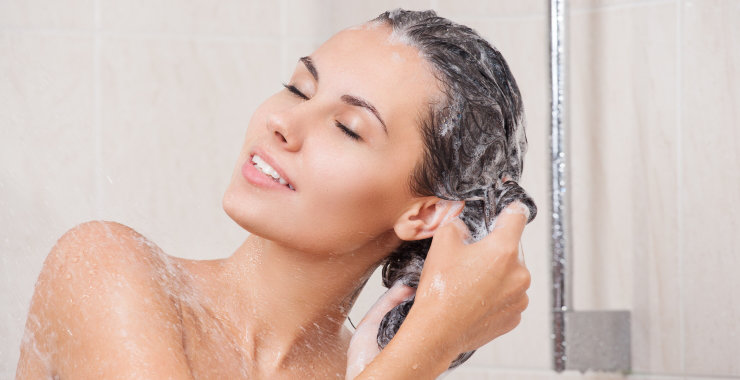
353, 308, 458, 379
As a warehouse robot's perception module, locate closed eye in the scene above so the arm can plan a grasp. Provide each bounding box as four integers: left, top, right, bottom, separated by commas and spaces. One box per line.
282, 83, 308, 100
282, 83, 364, 142
335, 121, 362, 141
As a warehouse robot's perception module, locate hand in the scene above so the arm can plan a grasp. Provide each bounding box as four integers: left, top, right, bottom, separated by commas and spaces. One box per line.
345, 282, 416, 380
410, 200, 531, 357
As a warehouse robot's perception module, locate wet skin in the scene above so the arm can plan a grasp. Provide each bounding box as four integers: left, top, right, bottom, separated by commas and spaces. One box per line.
17, 23, 451, 379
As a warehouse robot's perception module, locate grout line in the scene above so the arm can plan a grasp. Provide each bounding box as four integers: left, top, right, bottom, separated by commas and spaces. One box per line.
0, 27, 93, 36
452, 12, 548, 21
93, 0, 103, 218
279, 0, 287, 80
570, 0, 676, 14
0, 26, 283, 44
86, 31, 281, 44
676, 0, 685, 376
450, 366, 740, 379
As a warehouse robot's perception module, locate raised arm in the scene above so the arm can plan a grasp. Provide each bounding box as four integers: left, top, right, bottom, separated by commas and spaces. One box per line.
350, 202, 531, 379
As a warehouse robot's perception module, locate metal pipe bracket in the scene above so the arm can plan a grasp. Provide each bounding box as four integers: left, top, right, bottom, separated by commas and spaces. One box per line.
560, 310, 632, 373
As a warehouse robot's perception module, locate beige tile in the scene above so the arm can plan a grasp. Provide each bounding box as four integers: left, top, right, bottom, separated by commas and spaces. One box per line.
461, 309, 551, 369
555, 371, 627, 380
0, 33, 95, 378
569, 0, 675, 11
293, 0, 435, 40
284, 0, 336, 42
98, 37, 281, 260
568, 1, 682, 373
0, 0, 93, 29
348, 267, 386, 328
99, 0, 281, 37
435, 0, 546, 19
443, 368, 634, 380
681, 0, 740, 377
329, 0, 433, 30
281, 40, 324, 81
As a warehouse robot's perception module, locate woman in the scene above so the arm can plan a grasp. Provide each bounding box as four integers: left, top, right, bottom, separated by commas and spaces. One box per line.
17, 9, 536, 379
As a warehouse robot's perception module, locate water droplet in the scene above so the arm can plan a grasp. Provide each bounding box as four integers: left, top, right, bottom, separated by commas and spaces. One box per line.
412, 363, 419, 370
71, 256, 79, 263
64, 273, 71, 280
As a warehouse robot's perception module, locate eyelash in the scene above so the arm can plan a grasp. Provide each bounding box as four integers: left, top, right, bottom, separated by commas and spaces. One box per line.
281, 83, 363, 141
282, 83, 308, 100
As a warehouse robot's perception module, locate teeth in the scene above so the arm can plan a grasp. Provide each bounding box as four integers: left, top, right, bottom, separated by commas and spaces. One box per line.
251, 154, 292, 188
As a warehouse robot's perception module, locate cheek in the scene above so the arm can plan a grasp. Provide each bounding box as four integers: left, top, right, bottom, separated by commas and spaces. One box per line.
298, 148, 410, 248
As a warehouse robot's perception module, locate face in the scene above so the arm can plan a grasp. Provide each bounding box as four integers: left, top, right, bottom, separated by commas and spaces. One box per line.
223, 23, 442, 255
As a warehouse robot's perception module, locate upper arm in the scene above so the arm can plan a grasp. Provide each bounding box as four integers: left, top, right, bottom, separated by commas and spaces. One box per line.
17, 221, 194, 380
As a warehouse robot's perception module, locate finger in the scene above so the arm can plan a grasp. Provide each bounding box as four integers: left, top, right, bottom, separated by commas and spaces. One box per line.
431, 217, 471, 252
357, 282, 415, 328
436, 200, 465, 227
480, 201, 528, 250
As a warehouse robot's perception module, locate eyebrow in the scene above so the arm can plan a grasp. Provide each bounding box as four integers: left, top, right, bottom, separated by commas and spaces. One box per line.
299, 56, 388, 135
299, 56, 319, 81
340, 95, 387, 134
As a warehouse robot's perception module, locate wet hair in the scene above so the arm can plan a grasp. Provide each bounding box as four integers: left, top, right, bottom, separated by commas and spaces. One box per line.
371, 9, 538, 369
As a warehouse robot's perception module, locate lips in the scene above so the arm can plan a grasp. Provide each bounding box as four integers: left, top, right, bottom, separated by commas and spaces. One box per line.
251, 154, 294, 190
241, 149, 295, 191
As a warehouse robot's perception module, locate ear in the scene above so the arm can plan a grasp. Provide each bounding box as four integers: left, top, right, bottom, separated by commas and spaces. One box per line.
393, 198, 465, 241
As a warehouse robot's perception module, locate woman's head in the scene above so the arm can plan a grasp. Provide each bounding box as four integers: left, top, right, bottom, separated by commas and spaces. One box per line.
223, 16, 446, 255
223, 7, 536, 368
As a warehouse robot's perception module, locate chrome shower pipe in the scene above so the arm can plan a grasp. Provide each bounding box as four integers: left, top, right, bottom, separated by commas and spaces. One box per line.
549, 0, 571, 373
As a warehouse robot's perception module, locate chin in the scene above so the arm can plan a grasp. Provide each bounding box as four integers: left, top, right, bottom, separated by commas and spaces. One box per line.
224, 201, 360, 256
222, 177, 394, 256
223, 184, 264, 233
222, 186, 307, 250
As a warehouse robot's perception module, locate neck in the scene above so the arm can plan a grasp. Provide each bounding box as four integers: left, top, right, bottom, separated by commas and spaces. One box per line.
211, 232, 397, 372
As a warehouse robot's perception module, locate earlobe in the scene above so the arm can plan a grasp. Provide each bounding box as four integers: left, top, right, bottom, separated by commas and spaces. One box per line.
393, 199, 465, 241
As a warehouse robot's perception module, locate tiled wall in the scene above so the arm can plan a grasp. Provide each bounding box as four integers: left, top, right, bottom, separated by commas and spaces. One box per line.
1, 0, 737, 379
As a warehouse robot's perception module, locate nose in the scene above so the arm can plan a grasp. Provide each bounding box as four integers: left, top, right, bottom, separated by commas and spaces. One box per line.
266, 111, 302, 151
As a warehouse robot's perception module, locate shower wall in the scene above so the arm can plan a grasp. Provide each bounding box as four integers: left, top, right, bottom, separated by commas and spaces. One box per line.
1, 0, 737, 379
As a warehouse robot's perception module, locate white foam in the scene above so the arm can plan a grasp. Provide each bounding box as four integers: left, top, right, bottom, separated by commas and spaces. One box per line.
390, 51, 404, 63
430, 273, 446, 295
502, 200, 531, 220
437, 200, 465, 227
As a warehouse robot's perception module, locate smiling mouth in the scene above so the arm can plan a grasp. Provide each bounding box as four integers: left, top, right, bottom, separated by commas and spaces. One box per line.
251, 154, 295, 190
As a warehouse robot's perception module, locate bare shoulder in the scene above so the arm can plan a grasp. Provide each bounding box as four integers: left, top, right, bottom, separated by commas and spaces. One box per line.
38, 220, 179, 297
49, 220, 169, 268
17, 221, 194, 379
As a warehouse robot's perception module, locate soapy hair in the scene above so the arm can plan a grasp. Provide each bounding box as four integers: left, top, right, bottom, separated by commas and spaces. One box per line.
372, 9, 538, 369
